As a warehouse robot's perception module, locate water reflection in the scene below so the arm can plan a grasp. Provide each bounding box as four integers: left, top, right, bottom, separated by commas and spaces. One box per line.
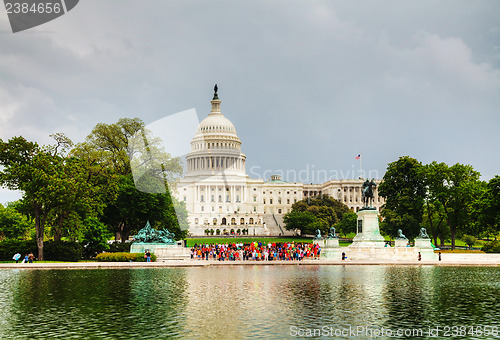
0, 266, 499, 339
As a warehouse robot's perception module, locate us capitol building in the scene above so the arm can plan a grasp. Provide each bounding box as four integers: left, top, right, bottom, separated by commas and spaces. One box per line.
175, 88, 385, 236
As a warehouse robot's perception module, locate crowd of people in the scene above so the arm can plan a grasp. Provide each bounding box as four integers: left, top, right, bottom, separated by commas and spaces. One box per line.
190, 241, 321, 261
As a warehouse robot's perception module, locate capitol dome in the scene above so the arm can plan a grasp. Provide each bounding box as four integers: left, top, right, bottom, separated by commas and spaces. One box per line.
185, 86, 246, 176
195, 111, 238, 137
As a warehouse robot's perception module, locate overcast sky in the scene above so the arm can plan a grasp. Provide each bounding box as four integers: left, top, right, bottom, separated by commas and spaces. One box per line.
1, 0, 499, 204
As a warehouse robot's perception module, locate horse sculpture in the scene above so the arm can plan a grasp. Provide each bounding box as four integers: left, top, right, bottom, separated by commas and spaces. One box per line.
362, 178, 377, 208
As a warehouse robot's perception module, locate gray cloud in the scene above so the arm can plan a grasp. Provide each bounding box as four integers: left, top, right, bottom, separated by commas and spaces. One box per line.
0, 0, 499, 203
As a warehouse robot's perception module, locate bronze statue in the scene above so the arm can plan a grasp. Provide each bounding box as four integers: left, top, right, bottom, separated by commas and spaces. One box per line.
314, 229, 322, 239
213, 84, 219, 99
327, 227, 338, 239
362, 178, 377, 208
134, 220, 176, 244
396, 229, 407, 240
418, 227, 429, 239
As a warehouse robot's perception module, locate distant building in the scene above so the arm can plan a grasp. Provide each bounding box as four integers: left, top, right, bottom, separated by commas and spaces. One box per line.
175, 92, 384, 236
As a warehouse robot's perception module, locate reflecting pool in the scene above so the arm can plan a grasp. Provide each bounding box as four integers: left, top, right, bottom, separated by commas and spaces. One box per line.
0, 266, 499, 339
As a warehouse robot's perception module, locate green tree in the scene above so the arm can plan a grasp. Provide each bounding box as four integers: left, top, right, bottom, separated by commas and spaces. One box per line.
284, 195, 350, 236
73, 118, 183, 242
335, 212, 357, 237
461, 235, 477, 249
0, 203, 33, 240
378, 156, 426, 240
102, 174, 187, 242
475, 176, 500, 238
0, 136, 60, 260
80, 217, 111, 258
425, 162, 481, 249
421, 200, 449, 246
283, 210, 319, 235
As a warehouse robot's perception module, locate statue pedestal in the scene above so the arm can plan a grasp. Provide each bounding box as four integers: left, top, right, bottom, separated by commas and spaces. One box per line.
395, 239, 409, 248
414, 238, 433, 249
349, 209, 385, 248
313, 239, 325, 248
130, 242, 190, 260
414, 238, 437, 261
321, 238, 342, 259
325, 238, 340, 248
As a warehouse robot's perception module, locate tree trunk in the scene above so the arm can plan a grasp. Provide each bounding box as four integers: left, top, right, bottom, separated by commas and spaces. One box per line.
53, 214, 65, 241
450, 225, 456, 250
121, 228, 130, 243
53, 230, 62, 241
34, 203, 44, 261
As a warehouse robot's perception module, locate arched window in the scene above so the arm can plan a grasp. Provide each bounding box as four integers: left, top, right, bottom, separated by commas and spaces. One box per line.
194, 218, 199, 225
240, 218, 245, 225
249, 218, 254, 224
213, 218, 217, 225
231, 218, 236, 225
221, 217, 227, 225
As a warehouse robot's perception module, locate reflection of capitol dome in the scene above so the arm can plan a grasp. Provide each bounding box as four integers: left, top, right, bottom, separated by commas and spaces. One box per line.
185, 90, 246, 177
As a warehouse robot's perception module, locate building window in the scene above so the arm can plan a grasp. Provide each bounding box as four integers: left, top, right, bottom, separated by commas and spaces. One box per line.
212, 206, 214, 211
201, 195, 204, 202
211, 187, 214, 191
278, 209, 282, 214
240, 218, 245, 225
270, 199, 273, 204
278, 197, 282, 204
218, 195, 222, 202
253, 196, 257, 202
213, 218, 217, 225
236, 195, 240, 202
201, 206, 204, 211
183, 196, 186, 202
194, 218, 199, 224
253, 206, 256, 212
226, 195, 230, 202
287, 199, 290, 204
263, 199, 266, 204
211, 195, 215, 202
236, 187, 240, 191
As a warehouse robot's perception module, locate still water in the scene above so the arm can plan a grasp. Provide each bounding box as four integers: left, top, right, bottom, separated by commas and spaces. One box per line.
0, 265, 499, 339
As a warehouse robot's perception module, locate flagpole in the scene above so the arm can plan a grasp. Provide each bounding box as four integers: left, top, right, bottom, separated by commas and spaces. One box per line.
360, 155, 362, 179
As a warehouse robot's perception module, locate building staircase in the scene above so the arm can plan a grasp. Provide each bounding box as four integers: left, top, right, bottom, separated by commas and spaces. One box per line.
262, 214, 295, 237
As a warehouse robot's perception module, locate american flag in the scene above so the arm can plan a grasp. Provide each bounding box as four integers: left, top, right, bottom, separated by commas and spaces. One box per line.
355, 154, 361, 160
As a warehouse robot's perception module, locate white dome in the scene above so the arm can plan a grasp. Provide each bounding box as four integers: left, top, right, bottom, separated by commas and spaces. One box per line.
195, 112, 238, 137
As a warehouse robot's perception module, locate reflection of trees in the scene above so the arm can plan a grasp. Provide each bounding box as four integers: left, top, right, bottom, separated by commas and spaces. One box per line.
383, 266, 500, 329
383, 266, 434, 329
7, 269, 189, 338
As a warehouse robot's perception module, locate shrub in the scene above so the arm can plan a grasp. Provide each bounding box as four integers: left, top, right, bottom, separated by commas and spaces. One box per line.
482, 240, 500, 253
461, 235, 477, 249
108, 242, 131, 253
0, 239, 37, 261
44, 241, 83, 262
95, 252, 157, 262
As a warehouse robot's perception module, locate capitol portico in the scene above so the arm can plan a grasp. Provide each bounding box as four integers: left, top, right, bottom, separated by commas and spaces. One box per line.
175, 88, 385, 236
